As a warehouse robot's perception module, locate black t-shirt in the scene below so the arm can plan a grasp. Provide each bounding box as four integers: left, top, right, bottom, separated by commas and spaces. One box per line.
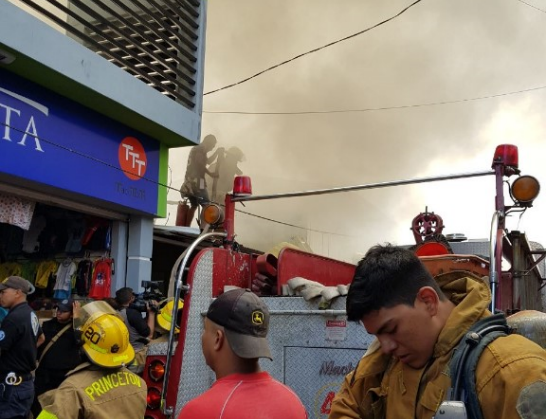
0, 302, 41, 374
37, 318, 82, 371
126, 307, 150, 338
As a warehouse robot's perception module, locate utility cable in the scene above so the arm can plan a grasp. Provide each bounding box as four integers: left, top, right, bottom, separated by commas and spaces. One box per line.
234, 207, 359, 238
516, 0, 546, 14
0, 121, 357, 237
203, 0, 424, 96
203, 83, 546, 115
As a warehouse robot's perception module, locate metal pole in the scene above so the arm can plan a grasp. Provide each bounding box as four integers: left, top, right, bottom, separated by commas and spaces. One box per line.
489, 211, 501, 313
161, 231, 227, 415
232, 170, 495, 202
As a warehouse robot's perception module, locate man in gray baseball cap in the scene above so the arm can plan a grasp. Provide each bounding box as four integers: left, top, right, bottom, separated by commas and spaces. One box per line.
0, 276, 33, 294
177, 288, 308, 419
205, 287, 272, 360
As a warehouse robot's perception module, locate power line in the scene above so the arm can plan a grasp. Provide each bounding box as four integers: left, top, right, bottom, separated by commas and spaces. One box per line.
203, 0, 424, 96
234, 207, 360, 238
0, 122, 354, 237
516, 0, 546, 14
203, 83, 546, 115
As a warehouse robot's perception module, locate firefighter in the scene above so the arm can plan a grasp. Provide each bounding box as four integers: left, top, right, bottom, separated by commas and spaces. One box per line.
154, 298, 184, 341
37, 302, 147, 419
177, 288, 308, 419
209, 146, 245, 202
179, 134, 223, 226
329, 244, 546, 419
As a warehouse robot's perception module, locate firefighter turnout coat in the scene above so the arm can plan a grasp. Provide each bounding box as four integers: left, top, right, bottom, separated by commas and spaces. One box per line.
329, 271, 546, 419
37, 362, 147, 419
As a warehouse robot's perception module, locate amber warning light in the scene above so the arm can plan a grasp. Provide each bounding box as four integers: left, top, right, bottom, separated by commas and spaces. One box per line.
201, 203, 224, 226
233, 175, 252, 197
492, 144, 518, 169
511, 175, 540, 206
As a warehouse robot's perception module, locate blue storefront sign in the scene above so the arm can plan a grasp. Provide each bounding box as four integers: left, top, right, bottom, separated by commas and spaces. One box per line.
0, 68, 160, 215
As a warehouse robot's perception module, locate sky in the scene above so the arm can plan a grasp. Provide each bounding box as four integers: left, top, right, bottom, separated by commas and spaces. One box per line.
163, 0, 546, 264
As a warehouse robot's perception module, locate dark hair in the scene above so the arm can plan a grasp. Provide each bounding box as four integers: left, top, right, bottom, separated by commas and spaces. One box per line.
115, 287, 134, 305
103, 297, 121, 310
346, 244, 445, 321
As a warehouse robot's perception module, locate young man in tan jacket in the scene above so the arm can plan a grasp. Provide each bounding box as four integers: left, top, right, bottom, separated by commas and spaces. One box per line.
329, 244, 546, 419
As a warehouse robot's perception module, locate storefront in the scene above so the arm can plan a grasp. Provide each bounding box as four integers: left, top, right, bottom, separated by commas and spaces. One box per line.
0, 67, 168, 303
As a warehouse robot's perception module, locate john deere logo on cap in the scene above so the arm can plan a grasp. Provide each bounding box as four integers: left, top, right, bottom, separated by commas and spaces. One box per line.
252, 310, 264, 325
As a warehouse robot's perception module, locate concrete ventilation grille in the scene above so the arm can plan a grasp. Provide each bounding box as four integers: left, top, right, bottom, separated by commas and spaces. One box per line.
19, 0, 201, 109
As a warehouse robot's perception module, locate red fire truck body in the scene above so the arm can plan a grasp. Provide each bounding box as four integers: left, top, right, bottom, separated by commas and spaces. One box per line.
142, 144, 545, 419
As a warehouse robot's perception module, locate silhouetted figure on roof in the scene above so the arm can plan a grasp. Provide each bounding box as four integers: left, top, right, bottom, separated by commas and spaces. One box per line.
178, 135, 223, 226
208, 146, 245, 203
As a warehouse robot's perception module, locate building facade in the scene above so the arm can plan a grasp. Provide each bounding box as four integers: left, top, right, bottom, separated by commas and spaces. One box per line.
0, 0, 206, 295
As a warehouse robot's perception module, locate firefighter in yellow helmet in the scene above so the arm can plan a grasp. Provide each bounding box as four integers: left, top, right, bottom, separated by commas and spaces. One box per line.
151, 298, 184, 344
37, 301, 147, 419
157, 299, 183, 333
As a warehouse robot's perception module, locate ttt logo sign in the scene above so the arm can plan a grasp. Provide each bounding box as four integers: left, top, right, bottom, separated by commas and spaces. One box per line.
119, 136, 147, 180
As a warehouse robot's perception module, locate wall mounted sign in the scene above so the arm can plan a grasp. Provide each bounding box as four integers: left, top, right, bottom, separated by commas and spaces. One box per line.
0, 68, 161, 215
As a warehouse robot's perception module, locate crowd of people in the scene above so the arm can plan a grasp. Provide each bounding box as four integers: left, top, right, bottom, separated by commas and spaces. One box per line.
1, 242, 546, 419
0, 277, 149, 419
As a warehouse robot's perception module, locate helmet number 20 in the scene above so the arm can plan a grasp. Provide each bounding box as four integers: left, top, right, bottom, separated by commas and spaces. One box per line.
84, 326, 101, 344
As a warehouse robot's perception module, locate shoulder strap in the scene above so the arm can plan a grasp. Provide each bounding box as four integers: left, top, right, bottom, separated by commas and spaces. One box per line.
38, 323, 72, 364
449, 313, 510, 419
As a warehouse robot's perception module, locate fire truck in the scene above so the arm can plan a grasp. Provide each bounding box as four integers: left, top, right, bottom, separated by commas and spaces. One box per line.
142, 144, 545, 419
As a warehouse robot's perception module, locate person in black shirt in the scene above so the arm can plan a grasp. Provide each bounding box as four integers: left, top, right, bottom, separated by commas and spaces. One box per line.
30, 298, 83, 418
0, 276, 43, 419
115, 287, 156, 373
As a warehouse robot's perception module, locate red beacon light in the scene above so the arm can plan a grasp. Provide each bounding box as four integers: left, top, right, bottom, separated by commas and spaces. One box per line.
233, 175, 252, 197
492, 144, 519, 170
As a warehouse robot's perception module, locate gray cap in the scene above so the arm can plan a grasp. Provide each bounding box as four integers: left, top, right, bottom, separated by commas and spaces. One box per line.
206, 288, 272, 360
0, 276, 33, 294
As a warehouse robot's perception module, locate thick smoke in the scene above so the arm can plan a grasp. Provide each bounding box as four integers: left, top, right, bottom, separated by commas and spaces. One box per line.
165, 0, 546, 262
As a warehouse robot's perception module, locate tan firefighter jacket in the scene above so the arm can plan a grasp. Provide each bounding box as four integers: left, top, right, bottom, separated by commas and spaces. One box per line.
37, 362, 147, 419
329, 271, 546, 419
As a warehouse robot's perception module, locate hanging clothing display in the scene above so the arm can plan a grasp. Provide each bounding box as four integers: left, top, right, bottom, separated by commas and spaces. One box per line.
88, 258, 113, 299
21, 215, 47, 254
53, 258, 77, 300
35, 260, 59, 289
0, 261, 22, 280
0, 195, 124, 305
20, 260, 38, 284
75, 259, 93, 296
64, 217, 86, 254
0, 193, 35, 230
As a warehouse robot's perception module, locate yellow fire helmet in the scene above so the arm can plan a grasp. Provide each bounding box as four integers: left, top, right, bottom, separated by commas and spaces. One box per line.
157, 298, 184, 334
81, 312, 135, 368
